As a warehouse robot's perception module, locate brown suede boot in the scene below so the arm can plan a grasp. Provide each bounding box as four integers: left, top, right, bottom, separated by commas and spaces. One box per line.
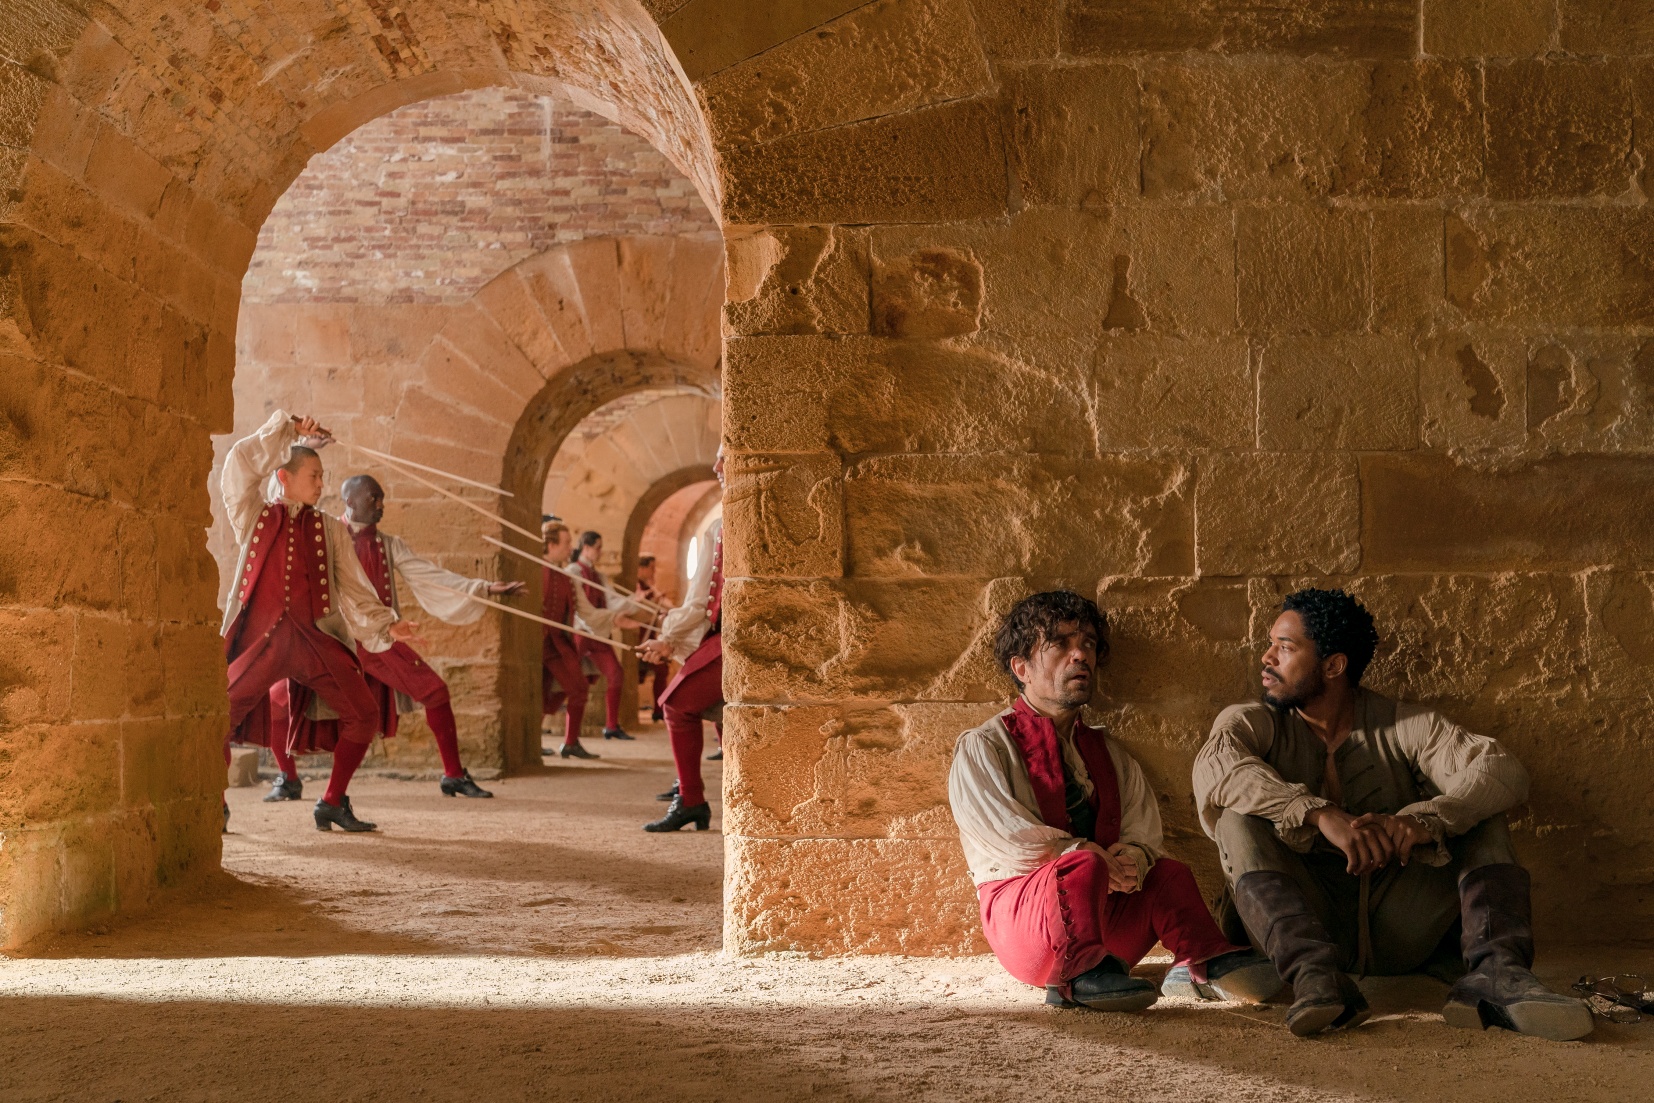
1233, 871, 1370, 1037
1442, 864, 1592, 1042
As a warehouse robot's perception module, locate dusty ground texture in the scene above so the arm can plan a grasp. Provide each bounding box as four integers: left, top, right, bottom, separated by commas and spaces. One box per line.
2, 728, 1651, 1103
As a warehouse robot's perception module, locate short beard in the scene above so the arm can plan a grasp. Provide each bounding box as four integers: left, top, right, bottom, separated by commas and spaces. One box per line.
1055, 687, 1090, 711
1262, 669, 1323, 712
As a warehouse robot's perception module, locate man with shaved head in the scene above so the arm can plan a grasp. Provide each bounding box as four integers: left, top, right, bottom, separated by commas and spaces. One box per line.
220, 411, 419, 832
267, 473, 525, 800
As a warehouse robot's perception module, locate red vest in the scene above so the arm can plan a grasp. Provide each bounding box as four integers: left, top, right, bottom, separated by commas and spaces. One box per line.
1000, 697, 1122, 848
705, 530, 724, 634
576, 558, 607, 609
542, 566, 576, 649
352, 523, 394, 606
234, 503, 334, 643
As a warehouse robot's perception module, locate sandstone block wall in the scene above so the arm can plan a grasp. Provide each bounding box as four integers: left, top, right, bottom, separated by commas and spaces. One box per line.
701, 0, 1654, 951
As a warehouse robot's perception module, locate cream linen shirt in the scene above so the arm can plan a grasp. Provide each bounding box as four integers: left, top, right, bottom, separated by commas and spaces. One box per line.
218, 409, 396, 653
345, 522, 490, 625
1191, 690, 1530, 866
949, 705, 1164, 888
652, 518, 720, 662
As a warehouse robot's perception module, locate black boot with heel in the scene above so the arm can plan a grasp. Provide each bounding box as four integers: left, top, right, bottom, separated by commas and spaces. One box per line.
644, 796, 711, 832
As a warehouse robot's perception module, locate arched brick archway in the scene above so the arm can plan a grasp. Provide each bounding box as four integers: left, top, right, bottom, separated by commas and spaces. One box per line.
217, 233, 722, 779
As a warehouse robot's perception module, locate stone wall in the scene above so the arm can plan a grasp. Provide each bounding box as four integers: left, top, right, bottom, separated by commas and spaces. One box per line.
704, 0, 1654, 952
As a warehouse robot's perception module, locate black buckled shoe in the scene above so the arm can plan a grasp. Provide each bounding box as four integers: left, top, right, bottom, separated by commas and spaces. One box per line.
262, 773, 303, 802
558, 740, 599, 760
313, 796, 377, 833
602, 727, 634, 741
643, 796, 711, 832
656, 781, 680, 802
440, 771, 493, 799
1047, 955, 1159, 1012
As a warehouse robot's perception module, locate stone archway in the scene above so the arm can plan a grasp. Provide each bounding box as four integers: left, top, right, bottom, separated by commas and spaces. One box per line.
218, 233, 722, 780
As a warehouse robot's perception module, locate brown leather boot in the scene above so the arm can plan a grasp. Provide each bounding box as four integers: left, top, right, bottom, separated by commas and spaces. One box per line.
1442, 864, 1592, 1041
1233, 871, 1370, 1037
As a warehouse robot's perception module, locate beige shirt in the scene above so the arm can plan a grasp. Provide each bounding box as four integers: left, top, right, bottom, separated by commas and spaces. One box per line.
1191, 690, 1530, 866
653, 518, 720, 662
346, 522, 490, 626
218, 409, 396, 653
949, 706, 1164, 888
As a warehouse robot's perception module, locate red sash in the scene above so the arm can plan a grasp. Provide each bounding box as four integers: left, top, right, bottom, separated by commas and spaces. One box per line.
1000, 697, 1122, 847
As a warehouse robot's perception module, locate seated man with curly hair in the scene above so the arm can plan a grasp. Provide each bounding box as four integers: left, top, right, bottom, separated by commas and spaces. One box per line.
1193, 587, 1591, 1040
948, 590, 1280, 1013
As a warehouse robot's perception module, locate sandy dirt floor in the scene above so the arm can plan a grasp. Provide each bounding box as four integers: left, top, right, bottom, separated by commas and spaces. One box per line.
2, 724, 1652, 1103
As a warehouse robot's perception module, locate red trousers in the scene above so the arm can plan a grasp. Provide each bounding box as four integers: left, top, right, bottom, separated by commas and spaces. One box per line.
227, 616, 380, 748
640, 660, 669, 712
579, 641, 624, 730
978, 851, 1239, 989
543, 640, 588, 746
359, 642, 464, 778
659, 634, 722, 805
225, 615, 380, 806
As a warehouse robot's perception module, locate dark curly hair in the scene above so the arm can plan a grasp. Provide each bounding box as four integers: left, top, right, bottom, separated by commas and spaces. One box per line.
1281, 588, 1379, 685
993, 590, 1109, 691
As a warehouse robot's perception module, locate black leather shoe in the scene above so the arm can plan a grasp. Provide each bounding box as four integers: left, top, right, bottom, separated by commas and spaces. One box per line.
706, 748, 723, 761
440, 771, 493, 798
1046, 955, 1159, 1012
222, 801, 230, 833
650, 708, 664, 722
644, 797, 711, 832
314, 796, 377, 833
262, 773, 303, 802
602, 727, 635, 741
656, 781, 680, 802
559, 740, 599, 759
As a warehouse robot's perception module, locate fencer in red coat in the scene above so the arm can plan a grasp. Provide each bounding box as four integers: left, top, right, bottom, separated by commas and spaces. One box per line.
262, 474, 526, 801
540, 522, 644, 760
572, 530, 632, 741
220, 410, 419, 833
636, 452, 726, 833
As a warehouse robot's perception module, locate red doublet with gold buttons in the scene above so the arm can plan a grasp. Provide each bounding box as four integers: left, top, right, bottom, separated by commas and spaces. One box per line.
224, 503, 381, 752
273, 523, 452, 754
230, 503, 334, 653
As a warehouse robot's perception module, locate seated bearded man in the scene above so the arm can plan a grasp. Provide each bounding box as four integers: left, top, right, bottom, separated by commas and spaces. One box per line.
948, 590, 1281, 1012
1192, 587, 1592, 1041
